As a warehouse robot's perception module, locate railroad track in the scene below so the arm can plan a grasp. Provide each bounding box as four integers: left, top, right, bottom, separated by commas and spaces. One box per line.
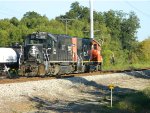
0, 68, 149, 84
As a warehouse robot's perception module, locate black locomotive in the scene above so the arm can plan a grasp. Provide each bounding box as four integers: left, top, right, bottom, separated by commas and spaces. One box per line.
18, 32, 103, 77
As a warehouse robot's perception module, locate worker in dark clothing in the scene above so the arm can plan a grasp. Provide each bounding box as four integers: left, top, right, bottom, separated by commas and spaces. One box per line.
110, 53, 115, 65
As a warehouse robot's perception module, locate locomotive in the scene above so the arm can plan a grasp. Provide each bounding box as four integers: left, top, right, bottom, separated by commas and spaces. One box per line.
15, 32, 102, 77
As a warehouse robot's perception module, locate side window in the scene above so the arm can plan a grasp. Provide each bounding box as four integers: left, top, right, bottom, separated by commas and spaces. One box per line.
47, 38, 52, 48
83, 45, 87, 51
83, 45, 88, 56
94, 44, 97, 50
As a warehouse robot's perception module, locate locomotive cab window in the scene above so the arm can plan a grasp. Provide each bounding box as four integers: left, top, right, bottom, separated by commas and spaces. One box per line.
30, 39, 38, 44
94, 44, 97, 50
47, 39, 54, 49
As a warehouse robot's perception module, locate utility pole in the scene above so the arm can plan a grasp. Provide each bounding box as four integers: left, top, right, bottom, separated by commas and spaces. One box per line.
60, 18, 75, 35
90, 0, 94, 39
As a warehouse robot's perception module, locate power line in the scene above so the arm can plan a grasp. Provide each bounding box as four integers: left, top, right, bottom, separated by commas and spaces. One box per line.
0, 10, 14, 17
60, 18, 75, 35
125, 1, 150, 18
0, 6, 22, 14
0, 6, 24, 19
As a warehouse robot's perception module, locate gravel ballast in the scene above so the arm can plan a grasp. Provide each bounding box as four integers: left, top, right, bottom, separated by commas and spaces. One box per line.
0, 70, 150, 113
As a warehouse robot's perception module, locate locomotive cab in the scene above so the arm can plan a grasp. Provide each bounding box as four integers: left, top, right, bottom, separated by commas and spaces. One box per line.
90, 39, 103, 71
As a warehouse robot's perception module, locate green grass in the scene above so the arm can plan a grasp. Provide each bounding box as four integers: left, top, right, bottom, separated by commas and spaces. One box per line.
113, 87, 150, 113
102, 62, 150, 71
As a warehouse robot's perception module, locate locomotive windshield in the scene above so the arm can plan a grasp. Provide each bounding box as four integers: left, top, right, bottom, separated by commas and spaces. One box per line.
29, 38, 46, 44
29, 34, 46, 44
25, 33, 48, 46
25, 32, 57, 49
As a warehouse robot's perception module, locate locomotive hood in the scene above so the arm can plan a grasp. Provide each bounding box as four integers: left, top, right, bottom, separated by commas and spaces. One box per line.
0, 48, 17, 63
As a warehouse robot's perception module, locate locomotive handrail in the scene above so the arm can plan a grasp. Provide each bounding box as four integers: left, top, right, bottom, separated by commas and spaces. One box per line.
48, 33, 57, 42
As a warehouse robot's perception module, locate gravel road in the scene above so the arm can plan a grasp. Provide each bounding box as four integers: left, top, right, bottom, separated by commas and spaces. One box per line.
0, 70, 150, 113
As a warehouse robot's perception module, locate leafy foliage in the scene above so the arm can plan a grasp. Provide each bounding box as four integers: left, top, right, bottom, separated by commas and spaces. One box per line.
138, 38, 150, 62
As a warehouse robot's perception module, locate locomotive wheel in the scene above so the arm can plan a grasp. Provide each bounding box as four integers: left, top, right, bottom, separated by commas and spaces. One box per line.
81, 64, 86, 73
27, 66, 38, 77
53, 64, 60, 76
56, 74, 62, 78
67, 65, 74, 74
8, 69, 18, 78
38, 64, 46, 77
84, 65, 90, 73
47, 65, 53, 76
18, 65, 25, 76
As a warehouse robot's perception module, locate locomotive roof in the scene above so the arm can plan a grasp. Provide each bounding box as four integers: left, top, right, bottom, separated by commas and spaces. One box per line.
53, 34, 72, 38
26, 32, 101, 46
48, 33, 57, 42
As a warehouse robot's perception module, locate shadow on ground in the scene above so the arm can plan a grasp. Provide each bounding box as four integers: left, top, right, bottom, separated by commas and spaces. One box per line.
124, 70, 150, 79
27, 77, 142, 113
28, 96, 133, 113
65, 77, 136, 94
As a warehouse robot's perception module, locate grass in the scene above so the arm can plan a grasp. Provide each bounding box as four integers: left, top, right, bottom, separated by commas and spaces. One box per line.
113, 87, 150, 113
103, 62, 150, 71
101, 62, 150, 113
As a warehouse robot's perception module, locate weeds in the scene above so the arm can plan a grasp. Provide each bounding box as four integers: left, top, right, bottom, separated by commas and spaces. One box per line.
113, 87, 150, 113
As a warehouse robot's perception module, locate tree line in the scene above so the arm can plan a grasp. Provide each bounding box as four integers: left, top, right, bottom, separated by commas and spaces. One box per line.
0, 1, 150, 69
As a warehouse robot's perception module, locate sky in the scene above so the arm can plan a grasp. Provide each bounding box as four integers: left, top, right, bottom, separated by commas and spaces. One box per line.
0, 0, 150, 41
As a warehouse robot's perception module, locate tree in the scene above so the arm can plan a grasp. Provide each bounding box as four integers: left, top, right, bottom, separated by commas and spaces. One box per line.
22, 11, 43, 19
0, 19, 13, 30
9, 27, 23, 44
21, 11, 49, 29
104, 10, 122, 41
10, 17, 19, 26
0, 30, 10, 46
47, 19, 65, 34
138, 38, 150, 62
0, 2, 144, 69
120, 12, 140, 50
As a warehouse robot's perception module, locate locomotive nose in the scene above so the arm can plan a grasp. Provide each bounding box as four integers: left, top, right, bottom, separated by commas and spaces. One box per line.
29, 46, 39, 58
